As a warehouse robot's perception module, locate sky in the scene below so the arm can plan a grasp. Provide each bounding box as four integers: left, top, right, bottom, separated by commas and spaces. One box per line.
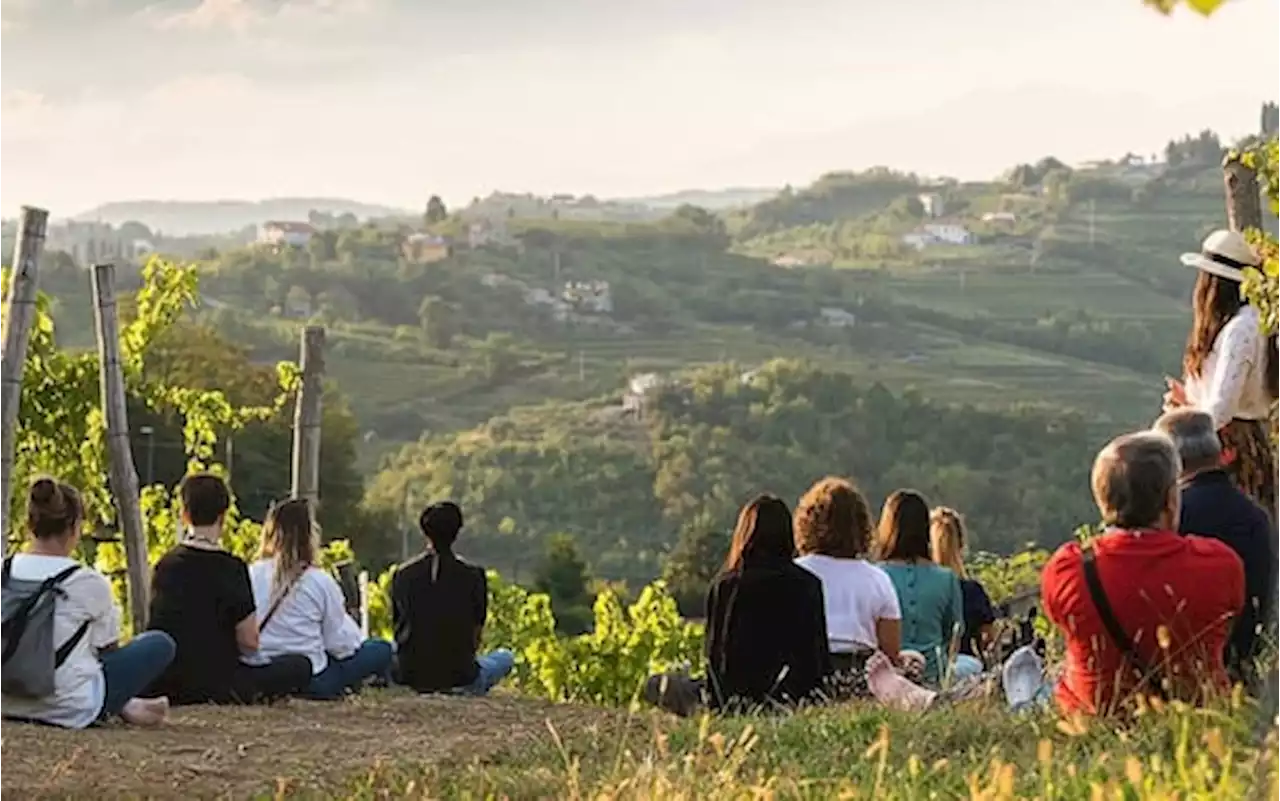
1, 0, 1277, 218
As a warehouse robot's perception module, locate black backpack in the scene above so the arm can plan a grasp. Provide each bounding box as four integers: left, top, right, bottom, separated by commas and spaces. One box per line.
1, 556, 90, 699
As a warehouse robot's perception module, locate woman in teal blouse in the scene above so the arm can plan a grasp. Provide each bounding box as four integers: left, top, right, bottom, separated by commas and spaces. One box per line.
873, 490, 963, 686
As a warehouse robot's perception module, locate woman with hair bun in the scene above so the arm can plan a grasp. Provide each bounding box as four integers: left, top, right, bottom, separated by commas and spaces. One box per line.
2, 478, 175, 728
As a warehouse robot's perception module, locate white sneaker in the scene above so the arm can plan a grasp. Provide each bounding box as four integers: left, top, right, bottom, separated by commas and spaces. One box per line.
1002, 645, 1044, 711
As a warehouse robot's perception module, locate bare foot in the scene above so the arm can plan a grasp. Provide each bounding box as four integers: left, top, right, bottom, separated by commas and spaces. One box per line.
866, 651, 937, 712
120, 696, 169, 726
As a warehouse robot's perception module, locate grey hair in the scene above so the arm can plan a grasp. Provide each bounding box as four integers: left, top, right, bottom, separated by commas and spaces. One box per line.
1152, 409, 1222, 474
1090, 431, 1182, 529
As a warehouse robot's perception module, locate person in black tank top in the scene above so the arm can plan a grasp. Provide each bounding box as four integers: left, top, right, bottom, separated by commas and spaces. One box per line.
391, 502, 513, 694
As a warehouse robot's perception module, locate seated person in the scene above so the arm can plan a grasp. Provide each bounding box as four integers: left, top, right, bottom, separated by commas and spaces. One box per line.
2, 478, 173, 728
873, 490, 963, 687
392, 502, 513, 695
146, 474, 311, 704
792, 476, 902, 696
703, 494, 831, 710
248, 499, 392, 700
1041, 431, 1244, 715
1154, 409, 1275, 687
929, 506, 995, 681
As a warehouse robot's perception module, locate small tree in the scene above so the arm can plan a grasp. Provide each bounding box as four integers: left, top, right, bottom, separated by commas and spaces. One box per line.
534, 533, 594, 634
661, 512, 729, 616
417, 294, 456, 349
425, 195, 448, 226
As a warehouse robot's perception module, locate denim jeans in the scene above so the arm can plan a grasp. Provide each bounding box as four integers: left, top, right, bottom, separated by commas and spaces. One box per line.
458, 649, 515, 696
100, 631, 176, 718
952, 654, 985, 682
308, 639, 394, 700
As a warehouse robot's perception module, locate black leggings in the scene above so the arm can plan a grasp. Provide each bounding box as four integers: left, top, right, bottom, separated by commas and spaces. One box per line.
227, 655, 312, 704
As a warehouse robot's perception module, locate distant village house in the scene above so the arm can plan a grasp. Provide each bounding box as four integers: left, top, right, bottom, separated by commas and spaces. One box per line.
402, 233, 451, 264
260, 221, 316, 248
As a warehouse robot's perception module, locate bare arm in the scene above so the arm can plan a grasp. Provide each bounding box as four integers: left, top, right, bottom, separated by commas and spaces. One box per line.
235, 614, 260, 653
875, 617, 901, 662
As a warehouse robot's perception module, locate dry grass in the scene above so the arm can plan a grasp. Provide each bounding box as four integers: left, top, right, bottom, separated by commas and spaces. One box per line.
0, 691, 628, 800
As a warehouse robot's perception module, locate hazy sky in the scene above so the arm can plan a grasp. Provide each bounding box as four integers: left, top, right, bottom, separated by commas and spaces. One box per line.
2, 0, 1277, 217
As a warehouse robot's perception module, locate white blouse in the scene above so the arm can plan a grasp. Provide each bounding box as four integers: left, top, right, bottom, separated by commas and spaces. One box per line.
247, 560, 363, 675
1183, 305, 1272, 428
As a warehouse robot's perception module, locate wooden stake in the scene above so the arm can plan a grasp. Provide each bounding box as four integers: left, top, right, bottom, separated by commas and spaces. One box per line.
290, 325, 325, 502
1223, 153, 1263, 232
92, 263, 150, 630
1, 207, 48, 541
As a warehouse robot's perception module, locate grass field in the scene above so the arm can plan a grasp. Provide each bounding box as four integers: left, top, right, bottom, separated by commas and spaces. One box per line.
3, 691, 1272, 799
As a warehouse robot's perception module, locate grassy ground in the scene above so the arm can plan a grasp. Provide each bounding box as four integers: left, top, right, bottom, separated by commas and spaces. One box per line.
3, 691, 1273, 799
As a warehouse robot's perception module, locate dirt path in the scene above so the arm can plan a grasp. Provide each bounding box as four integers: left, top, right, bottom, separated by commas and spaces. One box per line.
1, 692, 624, 799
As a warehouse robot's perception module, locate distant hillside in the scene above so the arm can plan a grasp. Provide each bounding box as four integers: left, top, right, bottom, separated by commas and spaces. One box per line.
622, 187, 780, 211
70, 198, 412, 236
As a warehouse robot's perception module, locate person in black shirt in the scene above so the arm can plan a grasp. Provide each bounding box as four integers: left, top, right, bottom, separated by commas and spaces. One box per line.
146, 474, 311, 705
1155, 410, 1276, 687
646, 495, 832, 715
706, 494, 832, 710
392, 501, 513, 694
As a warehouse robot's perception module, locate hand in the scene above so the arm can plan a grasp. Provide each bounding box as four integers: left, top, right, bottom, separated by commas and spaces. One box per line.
1162, 377, 1187, 411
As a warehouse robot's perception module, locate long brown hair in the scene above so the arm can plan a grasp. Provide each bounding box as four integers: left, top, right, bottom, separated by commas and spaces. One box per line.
873, 489, 932, 562
929, 506, 968, 579
793, 476, 873, 558
258, 499, 319, 598
1184, 271, 1279, 399
722, 494, 794, 572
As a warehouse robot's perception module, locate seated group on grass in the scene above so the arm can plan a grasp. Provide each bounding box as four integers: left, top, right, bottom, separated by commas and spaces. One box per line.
1, 474, 513, 729
651, 408, 1273, 717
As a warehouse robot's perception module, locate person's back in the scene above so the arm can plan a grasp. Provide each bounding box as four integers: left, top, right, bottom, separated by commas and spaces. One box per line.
793, 554, 899, 654
1178, 469, 1274, 678
705, 562, 830, 708
393, 551, 487, 692
1043, 532, 1242, 714
958, 577, 995, 659
148, 545, 254, 703
878, 562, 961, 683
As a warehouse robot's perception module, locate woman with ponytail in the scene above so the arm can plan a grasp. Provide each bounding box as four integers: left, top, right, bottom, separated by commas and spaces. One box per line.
249, 499, 392, 699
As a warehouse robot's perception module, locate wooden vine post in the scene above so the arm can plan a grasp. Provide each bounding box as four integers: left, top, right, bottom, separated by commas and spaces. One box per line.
0, 206, 48, 541
1223, 152, 1263, 234
290, 325, 325, 503
91, 263, 150, 629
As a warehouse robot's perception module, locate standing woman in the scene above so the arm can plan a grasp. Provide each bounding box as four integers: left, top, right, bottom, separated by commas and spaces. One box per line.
1167, 230, 1278, 520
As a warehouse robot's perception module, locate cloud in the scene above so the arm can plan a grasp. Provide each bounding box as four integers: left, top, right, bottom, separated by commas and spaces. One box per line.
146, 0, 380, 32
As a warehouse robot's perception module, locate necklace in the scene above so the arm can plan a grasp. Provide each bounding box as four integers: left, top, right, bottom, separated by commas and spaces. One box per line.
180, 534, 224, 551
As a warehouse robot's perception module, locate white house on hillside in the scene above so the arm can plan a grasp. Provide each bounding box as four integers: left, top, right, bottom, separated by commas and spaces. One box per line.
902, 223, 974, 250
260, 221, 316, 247
819, 307, 857, 328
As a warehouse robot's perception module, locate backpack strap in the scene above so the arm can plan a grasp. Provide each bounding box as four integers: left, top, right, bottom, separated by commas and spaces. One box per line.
54, 621, 91, 668
1081, 548, 1168, 699
1, 563, 84, 665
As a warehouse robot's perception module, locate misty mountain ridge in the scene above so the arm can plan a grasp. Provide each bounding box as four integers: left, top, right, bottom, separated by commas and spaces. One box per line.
70, 198, 414, 236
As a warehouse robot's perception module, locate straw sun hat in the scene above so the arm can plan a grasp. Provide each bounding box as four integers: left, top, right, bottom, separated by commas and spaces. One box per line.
1179, 229, 1261, 283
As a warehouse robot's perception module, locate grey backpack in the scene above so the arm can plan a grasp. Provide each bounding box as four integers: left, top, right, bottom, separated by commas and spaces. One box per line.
1, 556, 90, 699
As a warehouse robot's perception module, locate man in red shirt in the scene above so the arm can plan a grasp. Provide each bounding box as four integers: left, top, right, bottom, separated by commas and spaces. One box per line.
1041, 431, 1244, 716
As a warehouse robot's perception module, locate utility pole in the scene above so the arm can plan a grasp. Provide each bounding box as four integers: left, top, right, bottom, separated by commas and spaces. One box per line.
578, 351, 585, 382
400, 482, 412, 562
139, 426, 156, 486
290, 326, 325, 503
1088, 198, 1096, 247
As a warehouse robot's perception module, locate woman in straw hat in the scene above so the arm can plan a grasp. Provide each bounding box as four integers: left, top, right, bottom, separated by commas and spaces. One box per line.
1164, 229, 1278, 519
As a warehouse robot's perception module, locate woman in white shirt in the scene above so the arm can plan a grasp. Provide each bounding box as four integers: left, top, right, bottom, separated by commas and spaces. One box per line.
2, 478, 174, 728
792, 476, 902, 697
1166, 229, 1278, 519
248, 498, 392, 699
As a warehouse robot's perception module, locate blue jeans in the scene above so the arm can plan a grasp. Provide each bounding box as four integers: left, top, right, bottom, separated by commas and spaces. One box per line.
459, 649, 515, 696
953, 654, 984, 681
100, 631, 176, 718
307, 639, 393, 700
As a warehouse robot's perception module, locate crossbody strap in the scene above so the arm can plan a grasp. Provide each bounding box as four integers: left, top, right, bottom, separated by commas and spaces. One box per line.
1081, 548, 1167, 699
260, 567, 306, 632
